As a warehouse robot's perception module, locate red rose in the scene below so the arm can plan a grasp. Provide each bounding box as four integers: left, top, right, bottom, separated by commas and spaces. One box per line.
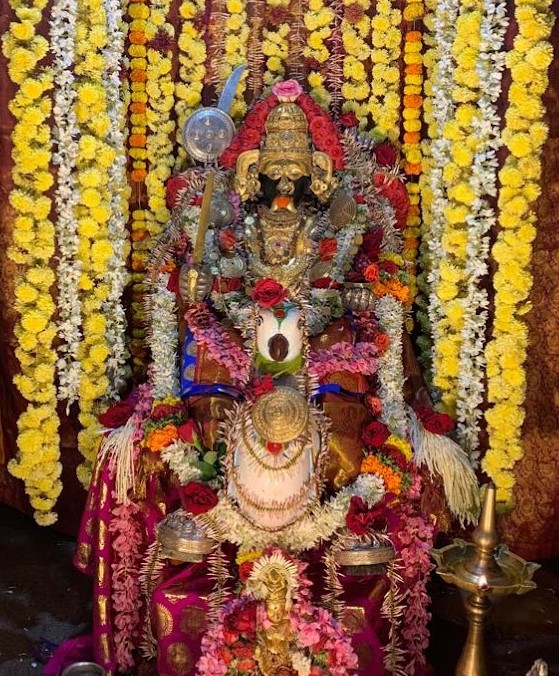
339, 111, 359, 128
318, 238, 337, 261
166, 267, 179, 294
364, 394, 383, 416
223, 630, 239, 645
218, 647, 234, 665
312, 277, 341, 289
251, 278, 287, 308
177, 419, 198, 443
99, 401, 134, 428
345, 496, 376, 535
415, 405, 455, 435
379, 260, 399, 275
250, 374, 275, 398
382, 444, 409, 471
218, 229, 236, 251
237, 659, 257, 672
239, 127, 261, 151
361, 229, 383, 260
178, 482, 218, 515
245, 102, 270, 129
166, 174, 189, 209
227, 604, 257, 634
238, 561, 254, 583
362, 420, 391, 448
363, 263, 379, 283
373, 141, 398, 167
151, 403, 181, 420
233, 644, 254, 659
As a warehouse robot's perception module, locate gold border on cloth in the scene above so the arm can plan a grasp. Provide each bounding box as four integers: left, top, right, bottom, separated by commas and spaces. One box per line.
335, 545, 395, 567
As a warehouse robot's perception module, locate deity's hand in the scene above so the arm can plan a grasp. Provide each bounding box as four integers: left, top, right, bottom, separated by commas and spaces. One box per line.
179, 264, 214, 304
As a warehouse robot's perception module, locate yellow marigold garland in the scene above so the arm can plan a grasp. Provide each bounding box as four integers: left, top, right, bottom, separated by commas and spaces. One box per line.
368, 0, 402, 140
223, 0, 250, 121
340, 0, 371, 122
128, 2, 150, 369
304, 0, 334, 107
431, 1, 483, 416
483, 0, 554, 507
74, 0, 114, 487
175, 0, 206, 165
262, 2, 290, 88
2, 0, 61, 526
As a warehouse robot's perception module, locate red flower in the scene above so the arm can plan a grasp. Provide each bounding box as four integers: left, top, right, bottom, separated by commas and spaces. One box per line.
218, 229, 236, 251
218, 647, 234, 665
361, 229, 383, 260
382, 444, 409, 471
415, 405, 455, 435
151, 403, 181, 420
245, 102, 270, 130
233, 644, 254, 659
265, 441, 283, 455
238, 561, 254, 583
362, 420, 391, 448
239, 127, 261, 151
177, 419, 198, 443
223, 630, 239, 645
251, 278, 287, 308
166, 174, 189, 209
98, 401, 134, 428
318, 238, 337, 261
178, 482, 218, 515
379, 259, 399, 275
237, 658, 257, 672
346, 496, 377, 535
339, 111, 359, 128
312, 277, 341, 289
166, 266, 179, 294
226, 604, 257, 634
373, 141, 398, 167
250, 374, 275, 398
213, 277, 243, 293
363, 263, 379, 283
364, 394, 383, 416
374, 174, 410, 229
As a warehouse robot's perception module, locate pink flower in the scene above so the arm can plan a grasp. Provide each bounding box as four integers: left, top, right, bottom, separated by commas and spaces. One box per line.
272, 79, 303, 102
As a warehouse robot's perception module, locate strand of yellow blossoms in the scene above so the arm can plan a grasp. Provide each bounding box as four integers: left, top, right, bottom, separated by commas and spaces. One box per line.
175, 0, 206, 166
224, 0, 250, 121
262, 0, 291, 87
128, 0, 150, 370
368, 0, 402, 140
74, 0, 114, 487
2, 0, 60, 526
340, 0, 371, 122
304, 0, 334, 106
483, 0, 555, 507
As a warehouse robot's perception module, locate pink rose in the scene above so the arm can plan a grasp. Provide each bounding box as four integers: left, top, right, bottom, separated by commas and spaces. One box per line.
272, 79, 303, 102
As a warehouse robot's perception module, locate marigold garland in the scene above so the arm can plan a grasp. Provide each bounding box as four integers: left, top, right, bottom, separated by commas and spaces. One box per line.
74, 0, 114, 487
3, 0, 61, 526
368, 0, 402, 140
483, 0, 554, 507
262, 1, 290, 88
223, 0, 250, 120
175, 0, 206, 165
304, 0, 334, 107
340, 0, 371, 122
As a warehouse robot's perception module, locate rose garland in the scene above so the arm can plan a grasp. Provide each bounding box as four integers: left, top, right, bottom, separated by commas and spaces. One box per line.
483, 0, 554, 506
50, 0, 82, 405
368, 0, 402, 140
224, 0, 250, 120
74, 0, 114, 487
3, 0, 61, 526
175, 0, 206, 165
103, 0, 131, 400
304, 0, 334, 107
340, 0, 370, 122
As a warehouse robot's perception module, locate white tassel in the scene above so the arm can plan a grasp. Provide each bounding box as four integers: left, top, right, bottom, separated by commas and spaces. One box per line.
98, 419, 136, 504
409, 411, 480, 527
526, 660, 548, 676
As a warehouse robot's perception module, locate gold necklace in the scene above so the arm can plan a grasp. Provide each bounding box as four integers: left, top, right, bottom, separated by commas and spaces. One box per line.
240, 415, 308, 472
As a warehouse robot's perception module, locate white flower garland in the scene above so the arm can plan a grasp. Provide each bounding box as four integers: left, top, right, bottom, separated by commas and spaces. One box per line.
422, 0, 459, 393
50, 0, 82, 405
103, 0, 131, 399
197, 474, 385, 554
148, 273, 180, 399
376, 295, 408, 437
455, 0, 508, 461
160, 440, 202, 484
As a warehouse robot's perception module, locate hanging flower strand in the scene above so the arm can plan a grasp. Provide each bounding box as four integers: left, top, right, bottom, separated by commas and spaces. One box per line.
483, 0, 554, 507
3, 0, 61, 526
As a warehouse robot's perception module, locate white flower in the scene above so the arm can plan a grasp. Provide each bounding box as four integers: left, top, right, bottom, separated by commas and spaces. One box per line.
291, 652, 311, 676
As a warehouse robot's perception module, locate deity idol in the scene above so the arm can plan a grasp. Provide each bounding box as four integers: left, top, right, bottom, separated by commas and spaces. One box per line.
75, 79, 479, 676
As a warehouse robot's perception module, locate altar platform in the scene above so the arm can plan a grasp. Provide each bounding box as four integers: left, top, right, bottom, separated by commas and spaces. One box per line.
1, 504, 558, 676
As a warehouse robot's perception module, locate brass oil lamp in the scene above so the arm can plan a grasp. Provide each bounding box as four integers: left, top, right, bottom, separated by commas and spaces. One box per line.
431, 484, 539, 676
